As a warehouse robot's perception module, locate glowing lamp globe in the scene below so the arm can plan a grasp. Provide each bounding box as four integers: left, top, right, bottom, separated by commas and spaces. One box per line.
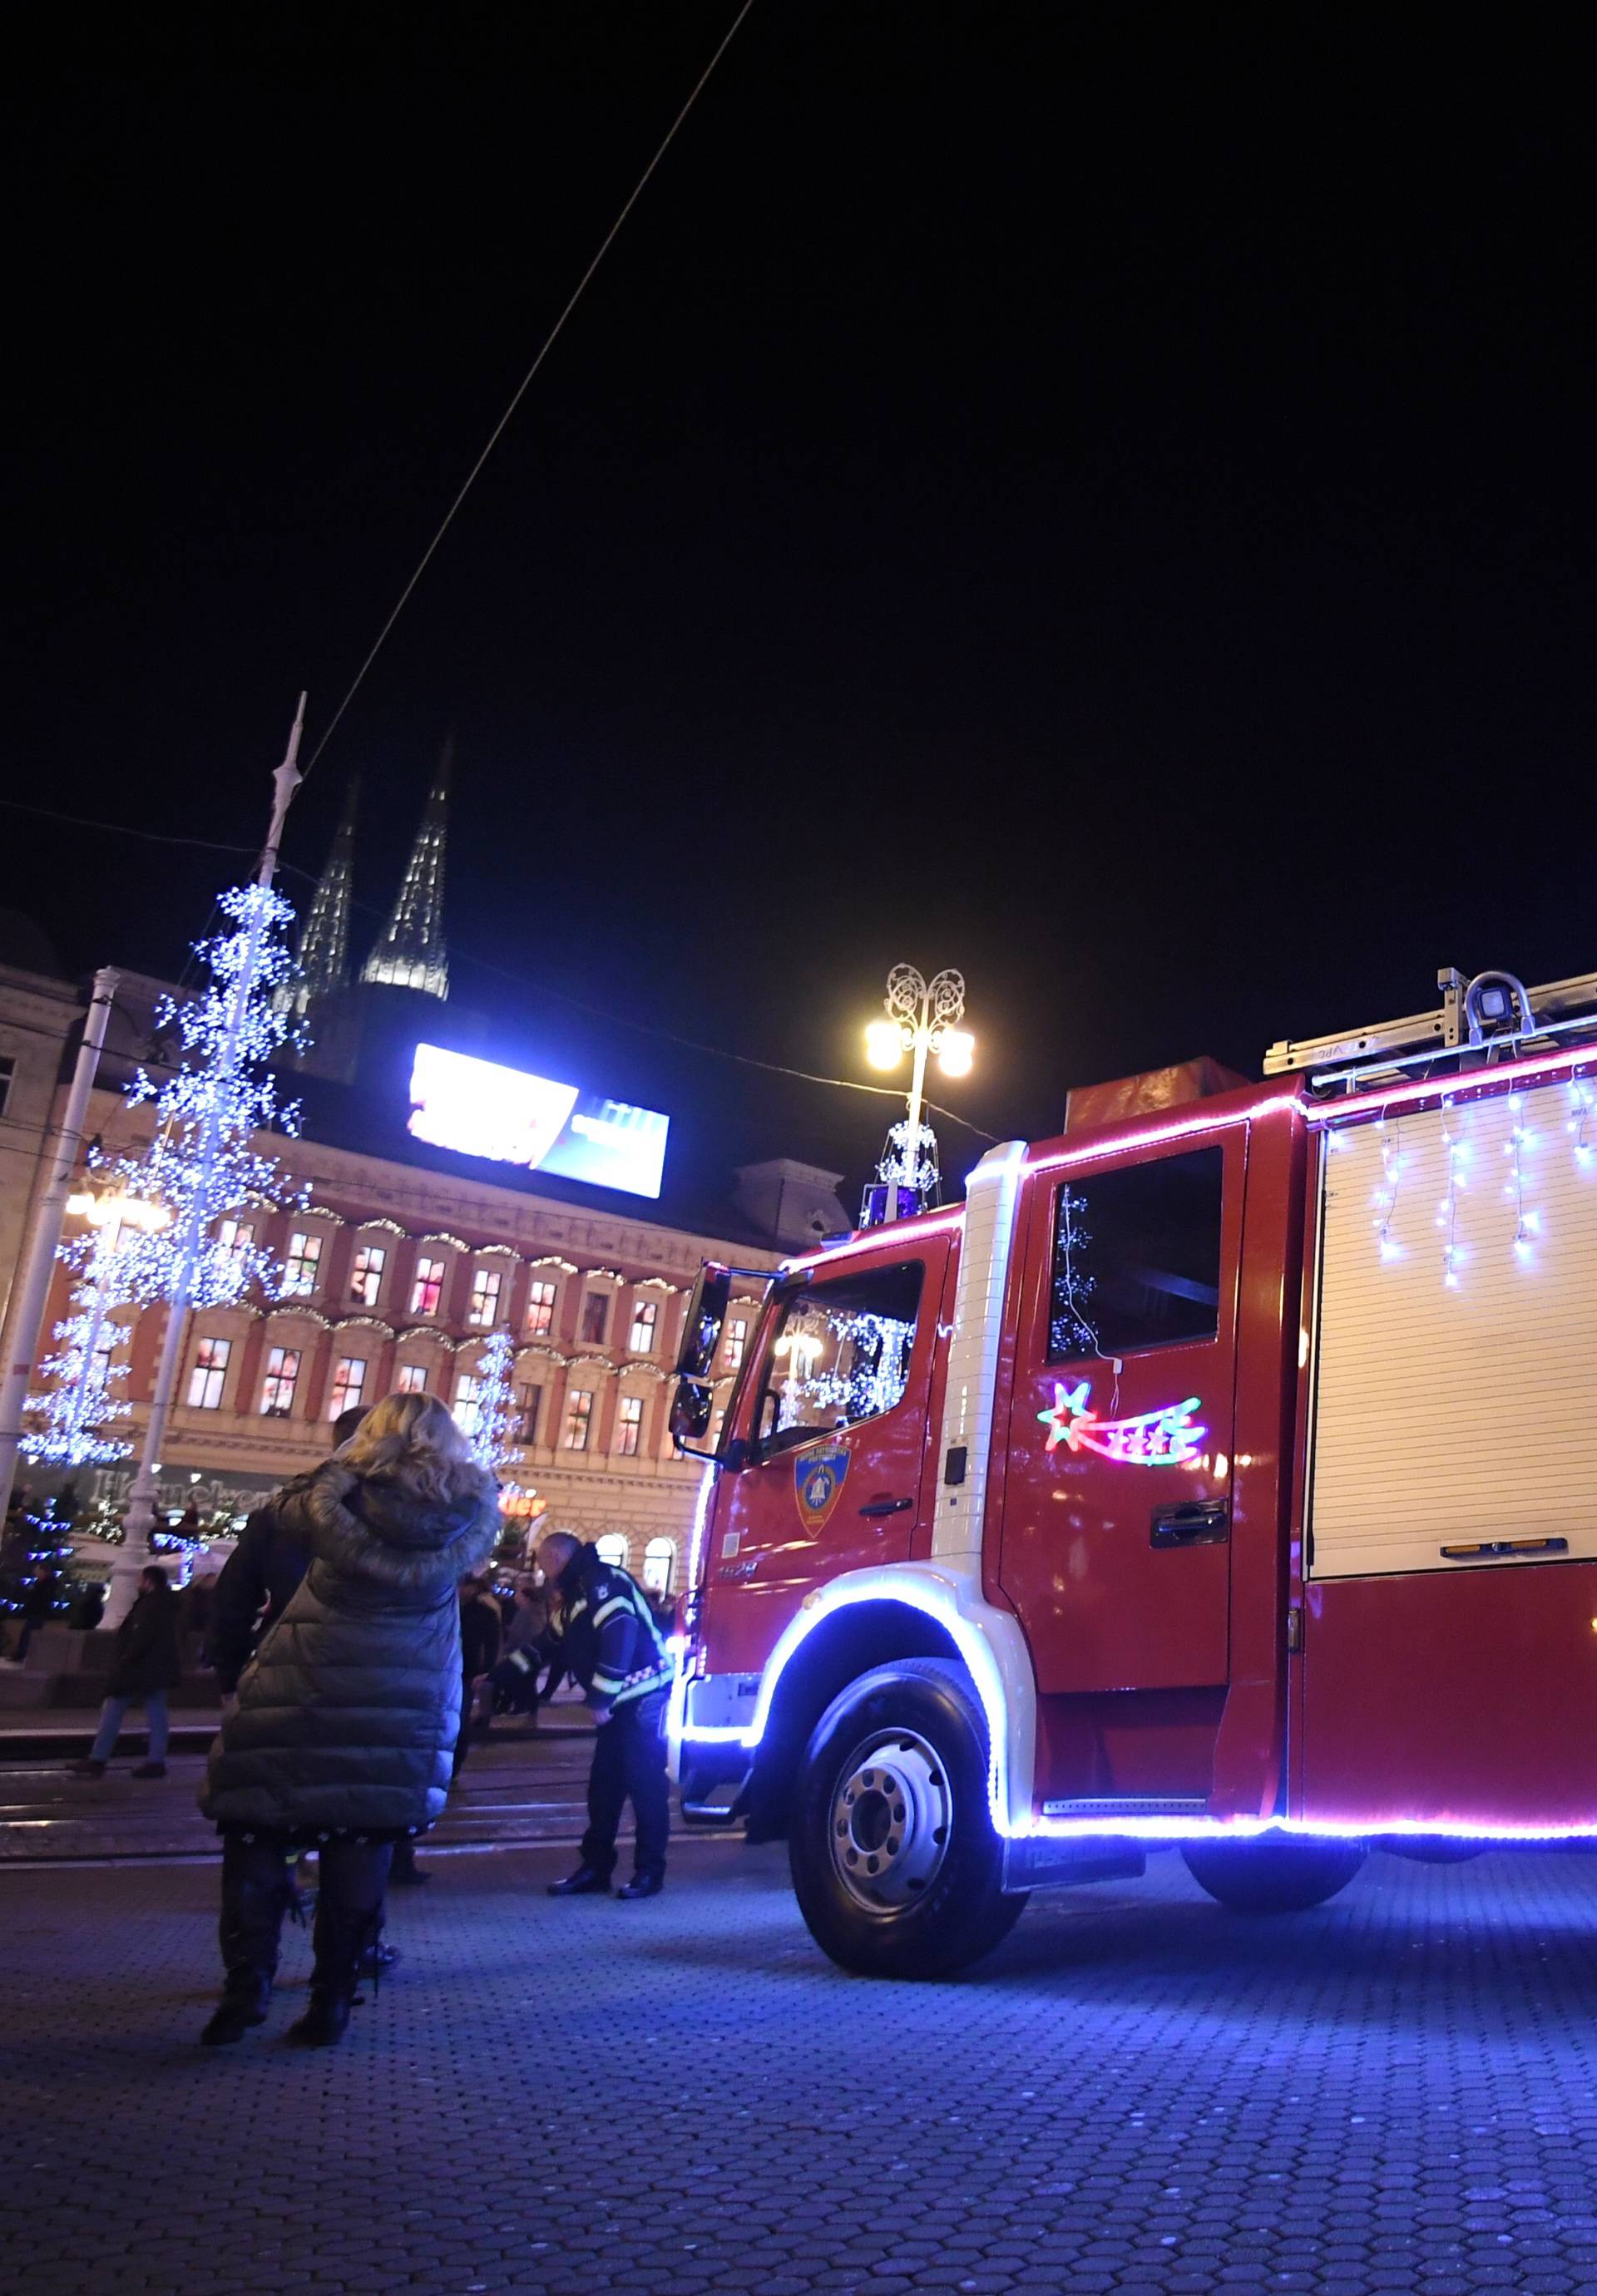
938, 1029, 975, 1078
866, 1019, 903, 1071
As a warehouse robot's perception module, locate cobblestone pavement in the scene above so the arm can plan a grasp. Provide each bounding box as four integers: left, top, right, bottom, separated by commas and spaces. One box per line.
7, 1840, 1597, 2295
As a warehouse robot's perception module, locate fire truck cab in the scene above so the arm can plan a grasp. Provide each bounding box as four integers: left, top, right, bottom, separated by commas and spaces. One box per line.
670, 965, 1597, 1977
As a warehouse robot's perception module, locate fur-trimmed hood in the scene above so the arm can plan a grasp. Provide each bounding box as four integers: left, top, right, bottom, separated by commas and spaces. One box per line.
284, 1458, 501, 1594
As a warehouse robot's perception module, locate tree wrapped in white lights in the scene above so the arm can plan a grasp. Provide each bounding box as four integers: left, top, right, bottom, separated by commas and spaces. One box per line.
464, 1323, 519, 1480
105, 699, 308, 1622
105, 881, 303, 1316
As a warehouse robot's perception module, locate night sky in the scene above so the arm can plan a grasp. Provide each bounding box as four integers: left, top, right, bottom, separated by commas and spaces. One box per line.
7, 5, 1595, 1207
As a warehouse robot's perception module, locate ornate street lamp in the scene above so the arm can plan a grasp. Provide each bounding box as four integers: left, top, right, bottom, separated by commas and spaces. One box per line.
861, 964, 973, 1224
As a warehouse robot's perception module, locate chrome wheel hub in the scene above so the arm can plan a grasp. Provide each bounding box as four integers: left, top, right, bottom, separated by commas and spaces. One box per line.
828, 1728, 953, 1913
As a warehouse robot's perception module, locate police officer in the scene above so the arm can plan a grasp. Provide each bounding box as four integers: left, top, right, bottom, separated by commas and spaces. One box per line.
538, 1533, 673, 1900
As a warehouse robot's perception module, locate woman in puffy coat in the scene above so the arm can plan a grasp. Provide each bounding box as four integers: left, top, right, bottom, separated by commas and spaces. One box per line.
199, 1391, 500, 2047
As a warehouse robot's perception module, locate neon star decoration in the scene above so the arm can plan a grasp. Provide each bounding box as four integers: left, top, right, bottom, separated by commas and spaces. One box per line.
1036, 1378, 1206, 1467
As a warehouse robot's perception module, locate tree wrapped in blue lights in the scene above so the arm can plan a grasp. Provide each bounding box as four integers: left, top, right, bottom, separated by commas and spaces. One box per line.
22, 1230, 132, 1468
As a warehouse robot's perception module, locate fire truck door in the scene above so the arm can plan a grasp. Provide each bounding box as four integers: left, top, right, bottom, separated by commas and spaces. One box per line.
700, 1237, 950, 1679
1000, 1133, 1243, 1693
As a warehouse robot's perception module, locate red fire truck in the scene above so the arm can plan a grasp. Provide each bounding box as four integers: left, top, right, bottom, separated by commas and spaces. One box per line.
667, 965, 1597, 1976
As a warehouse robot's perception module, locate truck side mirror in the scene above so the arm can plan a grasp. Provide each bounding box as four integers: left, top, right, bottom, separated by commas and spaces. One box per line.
675, 1265, 732, 1380
670, 1377, 714, 1447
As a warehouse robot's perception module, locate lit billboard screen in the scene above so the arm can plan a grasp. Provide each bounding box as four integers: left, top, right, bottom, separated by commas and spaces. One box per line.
407, 1043, 670, 1200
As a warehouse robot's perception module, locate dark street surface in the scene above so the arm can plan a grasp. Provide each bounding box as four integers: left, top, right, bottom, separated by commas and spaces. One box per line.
6, 1739, 1597, 2294
0, 1713, 606, 1866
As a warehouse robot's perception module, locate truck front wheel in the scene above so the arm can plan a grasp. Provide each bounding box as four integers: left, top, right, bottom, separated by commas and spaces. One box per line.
1182, 1832, 1367, 1913
789, 1658, 1025, 1979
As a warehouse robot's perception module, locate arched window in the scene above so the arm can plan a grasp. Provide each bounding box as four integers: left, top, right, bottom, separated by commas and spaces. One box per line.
642, 1538, 675, 1594
596, 1533, 630, 1572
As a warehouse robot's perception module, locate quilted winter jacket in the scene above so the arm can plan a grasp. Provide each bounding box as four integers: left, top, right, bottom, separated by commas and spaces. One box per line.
200, 1456, 500, 1837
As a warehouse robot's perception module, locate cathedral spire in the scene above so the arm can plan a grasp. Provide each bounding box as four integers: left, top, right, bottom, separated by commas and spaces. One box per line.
361, 737, 451, 1000
292, 777, 358, 1012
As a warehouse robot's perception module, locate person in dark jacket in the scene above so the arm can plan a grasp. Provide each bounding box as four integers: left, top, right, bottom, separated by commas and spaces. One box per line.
69, 1581, 106, 1632
8, 1563, 57, 1662
538, 1533, 674, 1899
204, 1406, 430, 1901
195, 1391, 499, 2047
67, 1567, 182, 1778
204, 1405, 367, 1691
451, 1571, 503, 1775
488, 1576, 551, 1718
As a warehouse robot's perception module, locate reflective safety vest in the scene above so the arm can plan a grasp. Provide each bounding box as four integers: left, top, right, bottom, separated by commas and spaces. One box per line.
549, 1550, 671, 1717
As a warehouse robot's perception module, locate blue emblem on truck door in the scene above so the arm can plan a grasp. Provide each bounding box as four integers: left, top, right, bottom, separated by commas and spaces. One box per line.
794, 1440, 850, 1533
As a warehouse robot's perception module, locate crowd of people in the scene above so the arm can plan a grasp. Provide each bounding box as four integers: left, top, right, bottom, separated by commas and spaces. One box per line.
46, 1390, 679, 2050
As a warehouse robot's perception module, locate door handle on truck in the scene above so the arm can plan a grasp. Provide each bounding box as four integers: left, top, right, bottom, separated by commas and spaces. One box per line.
1439, 1537, 1568, 1560
858, 1495, 914, 1518
1150, 1500, 1230, 1548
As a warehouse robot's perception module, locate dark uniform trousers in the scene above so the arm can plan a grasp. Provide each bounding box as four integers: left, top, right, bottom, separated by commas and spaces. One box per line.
581, 1689, 670, 1882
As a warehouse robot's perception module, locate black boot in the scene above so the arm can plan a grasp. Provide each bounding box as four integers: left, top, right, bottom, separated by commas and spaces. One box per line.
200, 1973, 270, 2045
546, 1864, 611, 1897
289, 1894, 380, 2047
286, 1991, 353, 2047
615, 1872, 665, 1900
388, 1839, 429, 1887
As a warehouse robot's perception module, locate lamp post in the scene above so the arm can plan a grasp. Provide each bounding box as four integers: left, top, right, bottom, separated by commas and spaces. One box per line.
862, 964, 973, 1222
0, 965, 122, 1523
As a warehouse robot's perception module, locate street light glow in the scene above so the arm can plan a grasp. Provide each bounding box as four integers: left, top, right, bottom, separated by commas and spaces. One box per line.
66, 1192, 171, 1233
865, 1019, 903, 1070
938, 1028, 975, 1078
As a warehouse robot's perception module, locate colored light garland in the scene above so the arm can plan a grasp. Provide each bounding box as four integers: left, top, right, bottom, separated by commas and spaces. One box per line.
1036, 1377, 1206, 1467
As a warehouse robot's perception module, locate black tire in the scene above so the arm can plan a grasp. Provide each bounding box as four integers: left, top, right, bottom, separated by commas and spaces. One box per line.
789, 1657, 1026, 1978
1182, 1831, 1367, 1913
1374, 1837, 1485, 1865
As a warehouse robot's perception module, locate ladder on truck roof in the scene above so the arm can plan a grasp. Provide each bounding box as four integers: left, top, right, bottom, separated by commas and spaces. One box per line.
1264, 965, 1597, 1094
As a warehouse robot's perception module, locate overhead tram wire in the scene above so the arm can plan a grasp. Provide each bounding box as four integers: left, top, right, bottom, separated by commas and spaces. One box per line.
0, 794, 998, 1149
299, 0, 758, 786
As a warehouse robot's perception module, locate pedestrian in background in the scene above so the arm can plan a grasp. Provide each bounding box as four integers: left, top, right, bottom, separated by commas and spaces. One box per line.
452, 1571, 502, 1775
488, 1573, 549, 1721
180, 1567, 215, 1667
7, 1562, 57, 1663
67, 1566, 182, 1777
197, 1391, 498, 2047
69, 1580, 106, 1632
538, 1533, 674, 1900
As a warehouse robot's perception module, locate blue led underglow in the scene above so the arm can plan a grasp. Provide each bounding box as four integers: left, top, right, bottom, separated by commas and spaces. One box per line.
675, 1575, 1597, 1846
